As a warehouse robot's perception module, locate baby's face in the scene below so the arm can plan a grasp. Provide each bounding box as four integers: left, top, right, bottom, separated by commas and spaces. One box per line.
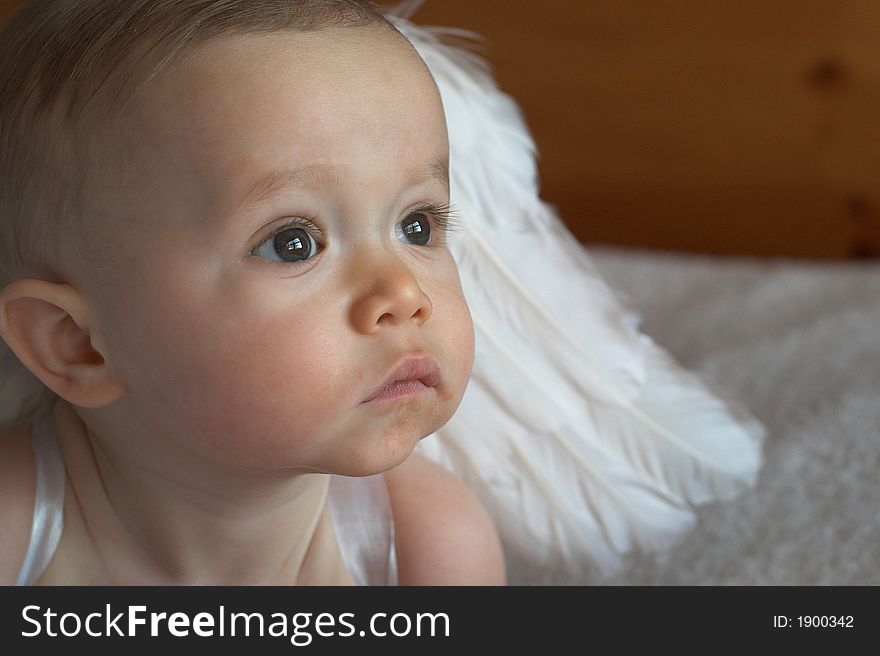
75, 26, 474, 475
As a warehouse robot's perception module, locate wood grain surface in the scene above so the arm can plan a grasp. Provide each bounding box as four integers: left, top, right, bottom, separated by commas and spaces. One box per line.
397, 1, 880, 260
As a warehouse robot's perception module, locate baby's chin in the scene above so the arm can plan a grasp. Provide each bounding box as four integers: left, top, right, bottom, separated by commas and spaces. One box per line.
311, 406, 454, 478
315, 385, 464, 477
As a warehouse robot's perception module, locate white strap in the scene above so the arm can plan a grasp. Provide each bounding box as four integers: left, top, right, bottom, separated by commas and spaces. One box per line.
16, 409, 65, 586
327, 474, 398, 586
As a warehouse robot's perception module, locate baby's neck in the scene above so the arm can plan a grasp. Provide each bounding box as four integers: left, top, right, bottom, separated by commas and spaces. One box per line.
53, 400, 331, 585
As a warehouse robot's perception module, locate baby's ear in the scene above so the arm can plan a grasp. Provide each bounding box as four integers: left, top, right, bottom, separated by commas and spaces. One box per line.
0, 280, 125, 408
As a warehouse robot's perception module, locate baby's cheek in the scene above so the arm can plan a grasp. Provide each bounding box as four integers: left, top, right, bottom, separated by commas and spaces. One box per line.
118, 311, 320, 465
456, 295, 476, 372
437, 276, 475, 381
412, 284, 472, 438
189, 324, 337, 453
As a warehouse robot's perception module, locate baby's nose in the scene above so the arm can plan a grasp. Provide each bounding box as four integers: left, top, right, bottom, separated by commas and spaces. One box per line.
349, 261, 433, 334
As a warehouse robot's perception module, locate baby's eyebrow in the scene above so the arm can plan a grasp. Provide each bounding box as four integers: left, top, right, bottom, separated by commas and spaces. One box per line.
235, 155, 450, 211
428, 156, 449, 193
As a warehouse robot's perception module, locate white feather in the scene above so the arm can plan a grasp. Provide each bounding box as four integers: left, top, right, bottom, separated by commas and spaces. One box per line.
385, 4, 766, 583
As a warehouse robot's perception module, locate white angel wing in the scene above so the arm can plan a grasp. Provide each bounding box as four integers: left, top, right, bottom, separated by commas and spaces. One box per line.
385, 4, 767, 583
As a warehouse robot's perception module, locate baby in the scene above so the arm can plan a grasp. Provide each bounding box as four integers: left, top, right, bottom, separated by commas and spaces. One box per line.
0, 0, 505, 585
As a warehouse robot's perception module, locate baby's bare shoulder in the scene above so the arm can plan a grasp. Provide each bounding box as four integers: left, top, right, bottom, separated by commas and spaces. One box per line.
0, 422, 36, 585
384, 453, 506, 586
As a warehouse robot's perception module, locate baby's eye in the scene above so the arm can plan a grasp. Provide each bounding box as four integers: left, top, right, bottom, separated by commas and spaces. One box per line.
396, 211, 432, 246
250, 221, 321, 264
396, 203, 458, 247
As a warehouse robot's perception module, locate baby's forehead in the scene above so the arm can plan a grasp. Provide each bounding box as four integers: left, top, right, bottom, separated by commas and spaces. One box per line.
173, 25, 418, 84
122, 26, 434, 130
89, 25, 447, 227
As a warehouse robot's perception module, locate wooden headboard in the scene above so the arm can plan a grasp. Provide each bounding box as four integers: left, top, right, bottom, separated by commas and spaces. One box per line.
4, 0, 878, 259
401, 1, 880, 260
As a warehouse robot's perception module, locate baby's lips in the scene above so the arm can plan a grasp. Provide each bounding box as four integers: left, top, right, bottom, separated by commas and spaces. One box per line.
364, 354, 441, 402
